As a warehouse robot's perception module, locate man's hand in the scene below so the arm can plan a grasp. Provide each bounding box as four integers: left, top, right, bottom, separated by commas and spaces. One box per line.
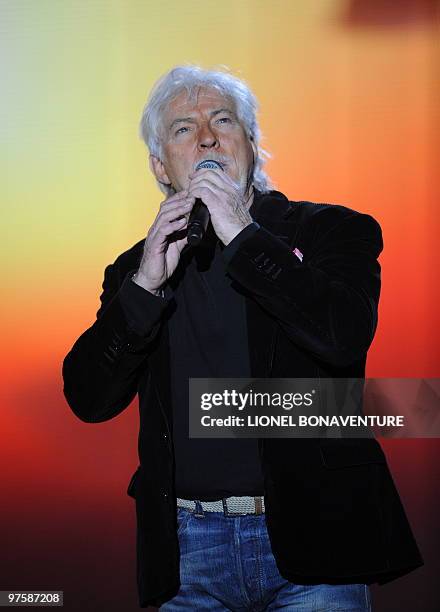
187, 168, 254, 245
134, 190, 193, 295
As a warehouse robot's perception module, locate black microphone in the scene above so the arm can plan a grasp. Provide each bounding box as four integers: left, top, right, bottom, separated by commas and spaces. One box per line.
187, 159, 224, 246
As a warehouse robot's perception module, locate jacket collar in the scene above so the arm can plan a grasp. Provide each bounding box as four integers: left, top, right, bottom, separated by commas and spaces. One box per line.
251, 188, 293, 222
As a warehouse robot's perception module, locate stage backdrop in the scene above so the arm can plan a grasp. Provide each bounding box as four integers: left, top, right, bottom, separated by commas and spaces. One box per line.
1, 1, 438, 611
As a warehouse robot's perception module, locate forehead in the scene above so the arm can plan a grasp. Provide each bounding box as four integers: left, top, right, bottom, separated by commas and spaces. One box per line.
164, 86, 235, 118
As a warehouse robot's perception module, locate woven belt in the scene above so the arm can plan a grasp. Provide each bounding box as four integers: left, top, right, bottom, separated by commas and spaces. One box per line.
177, 495, 265, 516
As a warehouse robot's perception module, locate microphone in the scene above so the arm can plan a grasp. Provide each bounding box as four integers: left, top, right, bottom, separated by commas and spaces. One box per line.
187, 159, 224, 246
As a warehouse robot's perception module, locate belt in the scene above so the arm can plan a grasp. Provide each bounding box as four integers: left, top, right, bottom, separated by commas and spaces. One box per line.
177, 495, 265, 516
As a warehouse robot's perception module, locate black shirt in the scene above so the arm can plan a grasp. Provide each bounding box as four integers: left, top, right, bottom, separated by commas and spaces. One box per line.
167, 194, 265, 501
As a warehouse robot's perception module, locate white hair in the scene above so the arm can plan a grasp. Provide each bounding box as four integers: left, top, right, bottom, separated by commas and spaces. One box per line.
139, 64, 274, 196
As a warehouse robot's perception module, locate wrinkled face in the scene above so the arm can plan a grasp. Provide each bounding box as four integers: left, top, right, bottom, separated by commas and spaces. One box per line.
150, 86, 257, 195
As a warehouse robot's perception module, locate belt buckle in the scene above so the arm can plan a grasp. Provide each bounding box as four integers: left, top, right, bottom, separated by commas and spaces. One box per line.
222, 497, 249, 517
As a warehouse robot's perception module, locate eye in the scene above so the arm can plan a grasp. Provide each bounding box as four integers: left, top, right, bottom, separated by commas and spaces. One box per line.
217, 116, 232, 124
175, 126, 190, 135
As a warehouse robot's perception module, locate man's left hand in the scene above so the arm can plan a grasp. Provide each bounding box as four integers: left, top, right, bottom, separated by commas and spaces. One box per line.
187, 168, 254, 245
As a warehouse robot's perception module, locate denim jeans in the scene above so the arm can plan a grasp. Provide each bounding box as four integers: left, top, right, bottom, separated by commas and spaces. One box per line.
159, 505, 372, 611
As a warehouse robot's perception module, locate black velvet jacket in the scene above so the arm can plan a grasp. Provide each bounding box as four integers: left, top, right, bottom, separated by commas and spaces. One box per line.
62, 189, 423, 608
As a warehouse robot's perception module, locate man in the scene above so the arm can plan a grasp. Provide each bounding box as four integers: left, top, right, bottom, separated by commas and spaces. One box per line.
62, 65, 423, 610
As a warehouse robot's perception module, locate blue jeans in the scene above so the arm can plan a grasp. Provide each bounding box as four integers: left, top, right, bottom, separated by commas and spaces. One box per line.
159, 506, 372, 611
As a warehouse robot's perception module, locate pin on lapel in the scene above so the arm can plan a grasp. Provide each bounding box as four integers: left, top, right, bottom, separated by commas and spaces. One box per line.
292, 247, 303, 262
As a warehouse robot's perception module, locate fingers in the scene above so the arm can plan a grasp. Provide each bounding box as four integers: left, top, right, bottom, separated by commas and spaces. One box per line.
148, 191, 194, 245
159, 199, 193, 224
159, 189, 189, 209
188, 168, 238, 191
157, 190, 194, 220
187, 183, 217, 206
152, 214, 188, 241
187, 169, 240, 206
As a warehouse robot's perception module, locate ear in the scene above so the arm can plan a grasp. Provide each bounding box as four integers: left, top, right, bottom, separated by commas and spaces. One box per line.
149, 154, 172, 187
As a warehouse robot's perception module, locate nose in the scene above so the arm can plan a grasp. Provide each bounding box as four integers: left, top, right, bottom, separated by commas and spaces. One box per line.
197, 123, 219, 150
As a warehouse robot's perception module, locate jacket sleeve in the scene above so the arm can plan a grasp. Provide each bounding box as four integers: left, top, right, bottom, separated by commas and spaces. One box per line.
221, 207, 383, 367
62, 261, 172, 423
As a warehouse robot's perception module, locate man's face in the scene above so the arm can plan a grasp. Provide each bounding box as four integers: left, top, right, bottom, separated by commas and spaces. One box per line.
150, 86, 256, 195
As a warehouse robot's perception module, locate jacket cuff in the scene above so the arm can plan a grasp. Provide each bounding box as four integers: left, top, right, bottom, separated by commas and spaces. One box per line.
221, 222, 260, 265
118, 269, 173, 338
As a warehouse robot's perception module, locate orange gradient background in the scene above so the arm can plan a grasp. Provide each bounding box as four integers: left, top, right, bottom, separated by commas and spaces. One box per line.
1, 1, 439, 611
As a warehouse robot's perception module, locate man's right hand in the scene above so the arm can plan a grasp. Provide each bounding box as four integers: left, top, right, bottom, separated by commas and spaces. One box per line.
133, 189, 193, 295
